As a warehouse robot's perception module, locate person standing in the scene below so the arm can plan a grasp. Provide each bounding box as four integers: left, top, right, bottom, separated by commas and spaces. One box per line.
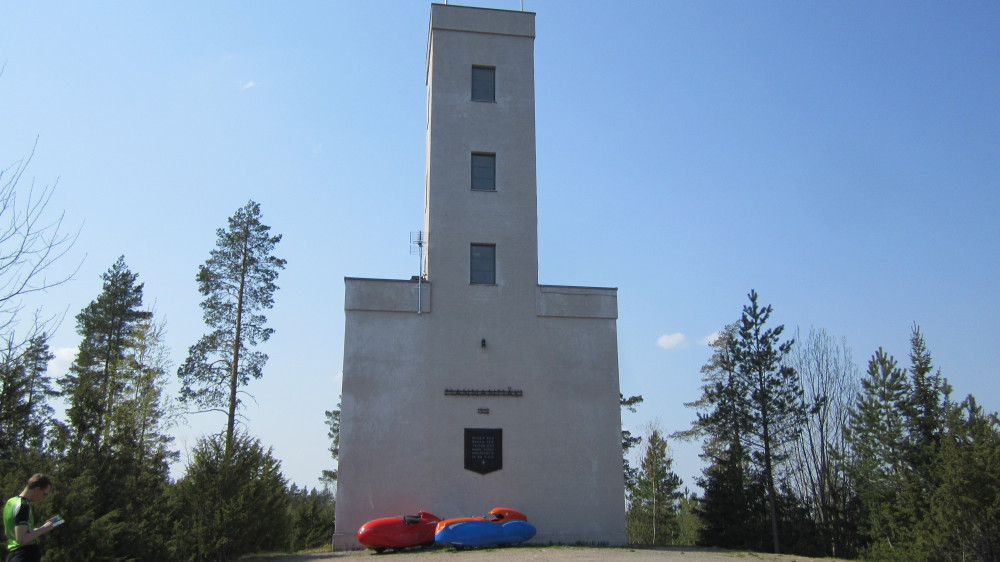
3, 474, 59, 562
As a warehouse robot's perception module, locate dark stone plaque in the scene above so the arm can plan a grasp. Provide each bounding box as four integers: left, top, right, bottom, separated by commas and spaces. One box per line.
465, 428, 502, 475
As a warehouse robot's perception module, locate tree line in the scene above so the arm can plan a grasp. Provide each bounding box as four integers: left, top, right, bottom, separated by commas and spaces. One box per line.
6, 144, 995, 560
623, 290, 999, 561
0, 161, 334, 561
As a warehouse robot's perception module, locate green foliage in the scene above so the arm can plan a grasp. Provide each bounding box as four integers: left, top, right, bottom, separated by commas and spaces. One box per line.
178, 200, 286, 452
683, 293, 806, 554
0, 335, 55, 461
58, 256, 153, 457
920, 397, 1000, 561
696, 450, 768, 550
43, 465, 173, 562
320, 400, 341, 485
681, 323, 764, 550
845, 347, 915, 557
620, 393, 644, 492
844, 327, 1000, 561
170, 432, 290, 561
286, 485, 335, 552
45, 257, 176, 561
626, 429, 683, 545
675, 324, 747, 469
847, 348, 909, 489
674, 490, 703, 546
733, 290, 805, 554
899, 326, 951, 532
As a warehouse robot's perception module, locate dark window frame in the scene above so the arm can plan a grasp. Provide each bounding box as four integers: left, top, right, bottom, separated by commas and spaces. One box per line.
470, 244, 496, 285
471, 66, 496, 102
471, 152, 496, 191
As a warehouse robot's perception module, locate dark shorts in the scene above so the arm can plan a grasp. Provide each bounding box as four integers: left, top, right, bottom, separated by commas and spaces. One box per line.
6, 545, 41, 562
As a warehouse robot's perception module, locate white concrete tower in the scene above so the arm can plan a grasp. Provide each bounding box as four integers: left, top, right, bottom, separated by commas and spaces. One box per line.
334, 4, 626, 548
423, 4, 538, 310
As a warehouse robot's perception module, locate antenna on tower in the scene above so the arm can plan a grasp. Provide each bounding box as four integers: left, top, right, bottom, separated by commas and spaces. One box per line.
410, 231, 426, 314
410, 231, 426, 275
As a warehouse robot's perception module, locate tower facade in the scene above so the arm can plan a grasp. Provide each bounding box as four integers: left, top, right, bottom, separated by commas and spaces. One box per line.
333, 4, 626, 548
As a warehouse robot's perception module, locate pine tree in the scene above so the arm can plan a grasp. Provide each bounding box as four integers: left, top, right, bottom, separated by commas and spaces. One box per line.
846, 348, 909, 495
621, 393, 644, 492
321, 399, 341, 485
732, 290, 805, 554
178, 200, 286, 454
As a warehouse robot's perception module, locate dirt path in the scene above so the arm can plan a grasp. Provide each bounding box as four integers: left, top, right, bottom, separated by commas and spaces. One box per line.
243, 546, 848, 562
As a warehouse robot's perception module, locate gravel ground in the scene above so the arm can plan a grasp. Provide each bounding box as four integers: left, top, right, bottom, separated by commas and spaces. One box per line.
243, 546, 849, 562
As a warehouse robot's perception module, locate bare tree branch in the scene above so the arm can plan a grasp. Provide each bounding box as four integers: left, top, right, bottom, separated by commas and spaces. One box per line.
0, 137, 82, 362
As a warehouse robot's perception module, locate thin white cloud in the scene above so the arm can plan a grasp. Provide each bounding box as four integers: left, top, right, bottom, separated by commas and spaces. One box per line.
240, 80, 256, 91
49, 346, 78, 376
656, 333, 688, 350
699, 331, 722, 346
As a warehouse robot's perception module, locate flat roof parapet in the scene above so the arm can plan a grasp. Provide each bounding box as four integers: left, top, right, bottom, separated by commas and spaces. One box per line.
430, 3, 535, 38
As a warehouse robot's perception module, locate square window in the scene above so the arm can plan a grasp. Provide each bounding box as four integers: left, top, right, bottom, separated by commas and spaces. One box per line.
471, 153, 496, 191
470, 244, 495, 285
472, 66, 495, 102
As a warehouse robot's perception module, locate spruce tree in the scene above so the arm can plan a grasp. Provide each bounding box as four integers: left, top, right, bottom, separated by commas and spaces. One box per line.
680, 325, 747, 462
680, 324, 762, 549
844, 347, 911, 558
0, 334, 55, 456
178, 200, 285, 454
50, 257, 175, 562
287, 486, 336, 551
674, 490, 704, 546
60, 256, 151, 457
170, 432, 290, 561
923, 396, 1000, 560
904, 325, 950, 480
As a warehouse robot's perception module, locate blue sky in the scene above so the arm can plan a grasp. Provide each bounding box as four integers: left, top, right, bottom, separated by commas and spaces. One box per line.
2, 1, 997, 492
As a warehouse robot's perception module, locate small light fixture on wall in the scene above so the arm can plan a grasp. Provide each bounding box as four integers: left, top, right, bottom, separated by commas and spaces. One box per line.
481, 338, 486, 348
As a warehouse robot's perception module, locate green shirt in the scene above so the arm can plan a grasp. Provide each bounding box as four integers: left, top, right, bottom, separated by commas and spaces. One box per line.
3, 495, 35, 552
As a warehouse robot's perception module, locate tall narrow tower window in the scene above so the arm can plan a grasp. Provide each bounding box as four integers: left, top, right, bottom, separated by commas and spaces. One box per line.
471, 153, 496, 191
472, 66, 495, 102
470, 244, 496, 285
